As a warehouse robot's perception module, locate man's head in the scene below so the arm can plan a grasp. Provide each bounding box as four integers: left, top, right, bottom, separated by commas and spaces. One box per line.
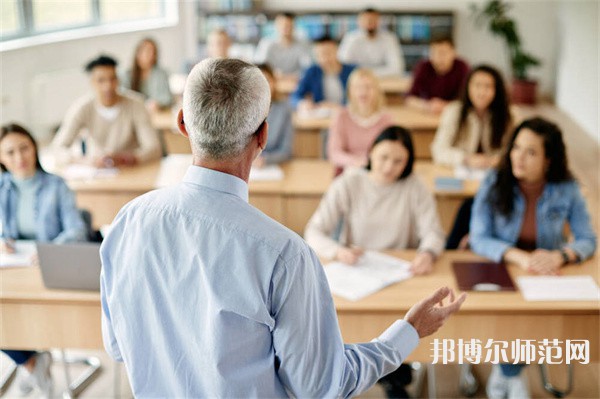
85, 55, 119, 106
181, 59, 271, 161
275, 12, 295, 41
313, 35, 339, 71
207, 29, 231, 59
429, 37, 456, 75
358, 8, 379, 37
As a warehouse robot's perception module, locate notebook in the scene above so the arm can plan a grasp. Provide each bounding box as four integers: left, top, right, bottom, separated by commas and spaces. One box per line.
452, 261, 516, 291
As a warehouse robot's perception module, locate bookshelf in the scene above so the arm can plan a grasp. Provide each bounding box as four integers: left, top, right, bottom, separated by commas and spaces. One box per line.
196, 2, 454, 73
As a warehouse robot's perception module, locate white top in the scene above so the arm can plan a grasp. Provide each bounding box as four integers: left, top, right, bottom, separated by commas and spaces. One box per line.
305, 167, 445, 259
253, 37, 312, 75
322, 72, 344, 104
338, 29, 405, 77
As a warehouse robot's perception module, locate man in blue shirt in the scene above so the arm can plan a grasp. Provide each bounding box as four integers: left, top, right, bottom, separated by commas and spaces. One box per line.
100, 58, 466, 398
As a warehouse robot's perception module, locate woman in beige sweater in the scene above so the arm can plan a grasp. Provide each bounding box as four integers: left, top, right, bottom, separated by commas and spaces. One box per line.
431, 64, 514, 168
305, 126, 445, 275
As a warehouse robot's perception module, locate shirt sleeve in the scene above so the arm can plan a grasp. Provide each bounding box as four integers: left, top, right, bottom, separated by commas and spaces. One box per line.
327, 111, 364, 168
290, 67, 313, 108
130, 100, 162, 163
253, 38, 271, 64
262, 103, 294, 165
52, 178, 87, 244
271, 245, 419, 398
407, 61, 426, 97
469, 173, 513, 262
431, 103, 467, 166
52, 100, 87, 161
304, 174, 350, 259
564, 183, 597, 260
337, 34, 354, 65
412, 177, 446, 256
371, 34, 404, 77
100, 267, 123, 362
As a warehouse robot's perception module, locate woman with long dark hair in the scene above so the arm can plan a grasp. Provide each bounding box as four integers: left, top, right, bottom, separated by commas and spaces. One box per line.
1, 123, 87, 395
121, 37, 173, 111
431, 64, 514, 168
470, 117, 596, 398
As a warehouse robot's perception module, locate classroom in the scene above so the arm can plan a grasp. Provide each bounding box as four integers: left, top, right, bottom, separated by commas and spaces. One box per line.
0, 0, 598, 398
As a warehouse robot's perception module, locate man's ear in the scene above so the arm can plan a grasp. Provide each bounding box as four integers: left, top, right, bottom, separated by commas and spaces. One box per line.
257, 121, 269, 150
177, 109, 189, 138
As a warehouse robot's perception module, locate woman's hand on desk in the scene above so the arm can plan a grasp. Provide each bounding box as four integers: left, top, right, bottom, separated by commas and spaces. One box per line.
404, 286, 467, 338
410, 251, 435, 275
335, 246, 364, 265
528, 249, 562, 275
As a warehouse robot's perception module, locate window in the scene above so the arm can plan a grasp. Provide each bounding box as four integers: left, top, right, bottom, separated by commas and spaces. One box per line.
1, 0, 170, 43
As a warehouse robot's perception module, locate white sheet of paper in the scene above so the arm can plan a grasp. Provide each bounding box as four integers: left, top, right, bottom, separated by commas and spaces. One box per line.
324, 251, 412, 301
155, 154, 193, 188
0, 240, 36, 268
454, 165, 487, 181
517, 276, 600, 301
249, 165, 284, 181
62, 164, 118, 180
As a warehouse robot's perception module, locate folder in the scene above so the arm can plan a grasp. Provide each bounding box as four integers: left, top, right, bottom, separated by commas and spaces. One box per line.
452, 261, 516, 291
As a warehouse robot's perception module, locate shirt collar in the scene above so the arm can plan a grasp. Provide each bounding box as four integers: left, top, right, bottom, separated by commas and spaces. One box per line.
182, 165, 249, 203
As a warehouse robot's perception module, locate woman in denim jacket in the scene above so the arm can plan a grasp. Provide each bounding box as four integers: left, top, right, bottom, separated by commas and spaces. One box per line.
0, 123, 86, 395
470, 117, 597, 399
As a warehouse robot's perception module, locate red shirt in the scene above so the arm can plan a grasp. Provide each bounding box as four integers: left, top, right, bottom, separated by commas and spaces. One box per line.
408, 58, 470, 101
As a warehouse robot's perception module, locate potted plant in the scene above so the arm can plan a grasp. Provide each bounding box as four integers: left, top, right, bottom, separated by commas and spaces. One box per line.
471, 0, 541, 104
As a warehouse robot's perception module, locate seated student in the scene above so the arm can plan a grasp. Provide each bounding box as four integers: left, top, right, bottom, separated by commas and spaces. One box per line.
431, 64, 515, 168
306, 126, 445, 398
290, 35, 356, 112
206, 28, 231, 59
121, 37, 173, 112
327, 68, 393, 169
0, 123, 87, 396
254, 12, 311, 77
470, 117, 597, 399
338, 8, 404, 77
253, 64, 293, 166
52, 55, 161, 167
406, 36, 470, 114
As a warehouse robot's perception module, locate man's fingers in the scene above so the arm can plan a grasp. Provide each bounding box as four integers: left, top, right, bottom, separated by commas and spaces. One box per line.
424, 286, 450, 308
440, 292, 467, 316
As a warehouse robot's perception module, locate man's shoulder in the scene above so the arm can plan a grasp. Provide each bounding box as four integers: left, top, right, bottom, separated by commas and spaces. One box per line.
67, 94, 95, 113
116, 183, 309, 260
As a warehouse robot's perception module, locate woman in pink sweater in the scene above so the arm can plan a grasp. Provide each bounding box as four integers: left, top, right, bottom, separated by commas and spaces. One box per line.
327, 69, 393, 169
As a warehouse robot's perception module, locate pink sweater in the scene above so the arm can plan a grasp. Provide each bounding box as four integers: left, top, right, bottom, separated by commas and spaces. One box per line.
327, 108, 394, 168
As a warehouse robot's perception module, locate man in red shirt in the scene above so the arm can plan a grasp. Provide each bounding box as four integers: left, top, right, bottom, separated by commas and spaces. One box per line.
406, 37, 469, 114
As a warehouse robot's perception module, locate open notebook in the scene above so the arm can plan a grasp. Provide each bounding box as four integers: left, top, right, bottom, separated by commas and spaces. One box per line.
324, 251, 412, 301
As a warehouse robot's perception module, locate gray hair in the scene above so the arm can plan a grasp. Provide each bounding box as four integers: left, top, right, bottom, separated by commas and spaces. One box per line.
183, 58, 271, 159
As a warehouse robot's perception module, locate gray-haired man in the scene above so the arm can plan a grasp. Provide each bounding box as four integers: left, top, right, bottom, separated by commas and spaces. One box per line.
100, 58, 465, 397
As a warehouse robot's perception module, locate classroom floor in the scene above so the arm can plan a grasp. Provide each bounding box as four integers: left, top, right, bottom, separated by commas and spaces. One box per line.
2, 350, 598, 398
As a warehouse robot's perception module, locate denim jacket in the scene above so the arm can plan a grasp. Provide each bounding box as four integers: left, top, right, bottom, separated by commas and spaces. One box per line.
470, 171, 597, 262
0, 170, 86, 243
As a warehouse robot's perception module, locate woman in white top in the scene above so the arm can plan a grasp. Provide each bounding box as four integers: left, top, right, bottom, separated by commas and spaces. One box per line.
306, 126, 445, 274
327, 68, 393, 170
431, 64, 514, 168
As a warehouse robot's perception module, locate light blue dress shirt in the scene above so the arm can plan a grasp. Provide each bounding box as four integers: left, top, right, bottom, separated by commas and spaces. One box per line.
101, 165, 419, 398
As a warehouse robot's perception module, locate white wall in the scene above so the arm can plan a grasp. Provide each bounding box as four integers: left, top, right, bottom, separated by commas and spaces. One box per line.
556, 1, 599, 142
0, 2, 195, 139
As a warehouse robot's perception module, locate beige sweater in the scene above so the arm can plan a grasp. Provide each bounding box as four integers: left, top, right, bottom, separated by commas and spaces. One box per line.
304, 167, 445, 260
431, 101, 515, 166
53, 91, 161, 163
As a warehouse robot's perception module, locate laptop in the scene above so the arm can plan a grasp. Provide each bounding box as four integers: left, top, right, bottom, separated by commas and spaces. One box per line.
36, 242, 102, 291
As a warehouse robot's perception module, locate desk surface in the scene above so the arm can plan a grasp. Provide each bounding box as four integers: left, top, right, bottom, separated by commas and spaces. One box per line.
1, 250, 597, 358
293, 104, 440, 131
63, 158, 335, 196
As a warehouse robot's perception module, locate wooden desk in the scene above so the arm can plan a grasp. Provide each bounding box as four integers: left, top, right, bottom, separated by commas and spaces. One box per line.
293, 105, 439, 159
2, 251, 597, 363
64, 158, 335, 234
332, 250, 600, 362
